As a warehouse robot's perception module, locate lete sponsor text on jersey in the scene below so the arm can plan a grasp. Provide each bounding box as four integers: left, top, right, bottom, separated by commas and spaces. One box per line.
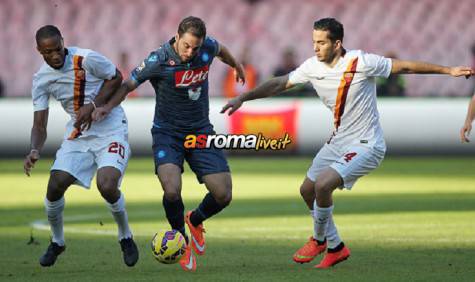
175, 65, 209, 87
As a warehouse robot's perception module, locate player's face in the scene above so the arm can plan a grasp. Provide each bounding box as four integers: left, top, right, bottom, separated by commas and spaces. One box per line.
312, 30, 340, 63
175, 32, 204, 63
37, 36, 66, 69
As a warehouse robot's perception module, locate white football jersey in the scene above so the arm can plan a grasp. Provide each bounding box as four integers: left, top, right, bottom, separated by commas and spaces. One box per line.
32, 47, 127, 140
289, 49, 392, 149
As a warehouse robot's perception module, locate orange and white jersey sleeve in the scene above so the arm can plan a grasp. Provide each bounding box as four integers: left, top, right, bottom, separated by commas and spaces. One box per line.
289, 50, 392, 149
31, 47, 127, 140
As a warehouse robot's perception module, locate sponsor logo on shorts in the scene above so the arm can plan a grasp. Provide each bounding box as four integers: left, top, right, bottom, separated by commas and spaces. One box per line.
183, 133, 292, 151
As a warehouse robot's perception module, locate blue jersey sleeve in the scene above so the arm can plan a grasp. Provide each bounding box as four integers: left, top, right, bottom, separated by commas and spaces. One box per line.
205, 36, 220, 57
130, 52, 162, 85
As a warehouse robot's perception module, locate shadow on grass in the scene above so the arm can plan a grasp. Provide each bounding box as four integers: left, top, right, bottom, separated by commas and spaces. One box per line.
2, 192, 474, 227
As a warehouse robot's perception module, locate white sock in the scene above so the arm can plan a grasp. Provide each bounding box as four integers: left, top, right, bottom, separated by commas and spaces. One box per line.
45, 197, 65, 246
315, 204, 333, 242
310, 209, 319, 240
326, 216, 342, 249
106, 193, 132, 241
313, 200, 341, 247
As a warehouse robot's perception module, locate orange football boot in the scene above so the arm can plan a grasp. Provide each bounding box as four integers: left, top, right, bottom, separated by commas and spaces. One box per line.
179, 243, 196, 272
315, 246, 351, 269
293, 237, 327, 263
185, 211, 206, 255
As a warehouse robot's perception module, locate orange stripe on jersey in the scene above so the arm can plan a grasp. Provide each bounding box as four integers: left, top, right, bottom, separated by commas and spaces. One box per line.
73, 55, 86, 113
333, 57, 358, 130
71, 55, 86, 139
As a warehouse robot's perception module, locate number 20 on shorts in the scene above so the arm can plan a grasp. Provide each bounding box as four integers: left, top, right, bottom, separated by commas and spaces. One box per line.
108, 142, 125, 159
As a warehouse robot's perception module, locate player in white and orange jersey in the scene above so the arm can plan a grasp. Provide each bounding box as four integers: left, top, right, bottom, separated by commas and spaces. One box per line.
23, 25, 138, 267
222, 18, 474, 269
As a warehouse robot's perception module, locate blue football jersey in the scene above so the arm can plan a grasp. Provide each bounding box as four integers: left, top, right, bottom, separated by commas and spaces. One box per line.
131, 36, 220, 132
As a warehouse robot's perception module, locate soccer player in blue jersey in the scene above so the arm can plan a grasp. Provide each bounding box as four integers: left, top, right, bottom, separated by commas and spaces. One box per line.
93, 16, 245, 271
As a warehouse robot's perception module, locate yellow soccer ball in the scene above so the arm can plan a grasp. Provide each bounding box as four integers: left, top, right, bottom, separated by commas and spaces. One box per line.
151, 230, 186, 264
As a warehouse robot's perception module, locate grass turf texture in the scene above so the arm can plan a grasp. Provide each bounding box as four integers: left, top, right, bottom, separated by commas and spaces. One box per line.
0, 157, 474, 281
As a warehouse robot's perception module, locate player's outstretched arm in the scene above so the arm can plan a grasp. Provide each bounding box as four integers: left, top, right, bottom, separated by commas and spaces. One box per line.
391, 59, 474, 77
24, 110, 48, 176
75, 69, 123, 130
460, 92, 475, 143
92, 78, 138, 122
216, 43, 245, 85
221, 75, 293, 115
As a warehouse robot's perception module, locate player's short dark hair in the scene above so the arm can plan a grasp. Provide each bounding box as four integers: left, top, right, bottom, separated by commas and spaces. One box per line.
313, 18, 344, 42
35, 25, 62, 45
178, 16, 206, 39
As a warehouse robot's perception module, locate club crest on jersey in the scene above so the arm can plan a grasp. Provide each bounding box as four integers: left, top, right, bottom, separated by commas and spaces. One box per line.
168, 59, 176, 66
201, 52, 209, 62
344, 72, 355, 79
188, 86, 202, 101
175, 65, 209, 87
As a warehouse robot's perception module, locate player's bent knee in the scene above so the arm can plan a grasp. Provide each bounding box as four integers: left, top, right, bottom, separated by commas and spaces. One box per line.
47, 175, 71, 200
47, 178, 67, 192
221, 191, 232, 207
97, 176, 119, 191
97, 177, 120, 202
300, 183, 314, 199
314, 181, 334, 195
163, 189, 181, 202
214, 189, 232, 207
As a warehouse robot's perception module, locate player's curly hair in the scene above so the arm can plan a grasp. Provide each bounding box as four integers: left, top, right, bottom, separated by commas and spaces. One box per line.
178, 16, 206, 39
313, 18, 344, 43
35, 25, 62, 45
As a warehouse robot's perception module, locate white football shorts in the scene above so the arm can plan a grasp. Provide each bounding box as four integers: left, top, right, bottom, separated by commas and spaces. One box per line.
306, 140, 386, 189
51, 134, 131, 188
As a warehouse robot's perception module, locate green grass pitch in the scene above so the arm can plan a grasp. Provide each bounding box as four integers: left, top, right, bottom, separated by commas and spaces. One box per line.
0, 157, 474, 281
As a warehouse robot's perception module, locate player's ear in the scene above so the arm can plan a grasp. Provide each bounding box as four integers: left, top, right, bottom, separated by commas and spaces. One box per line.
334, 39, 342, 51
175, 33, 179, 42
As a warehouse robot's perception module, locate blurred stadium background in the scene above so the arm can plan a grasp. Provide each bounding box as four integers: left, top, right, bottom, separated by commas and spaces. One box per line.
0, 0, 474, 281
0, 0, 474, 98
